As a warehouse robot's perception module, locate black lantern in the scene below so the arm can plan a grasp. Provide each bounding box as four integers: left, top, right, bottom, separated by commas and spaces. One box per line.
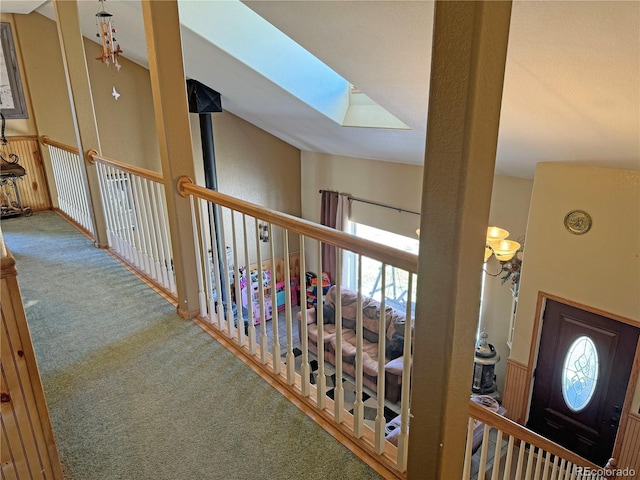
472, 331, 500, 397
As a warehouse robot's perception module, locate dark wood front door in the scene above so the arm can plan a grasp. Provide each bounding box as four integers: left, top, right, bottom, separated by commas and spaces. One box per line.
527, 299, 639, 466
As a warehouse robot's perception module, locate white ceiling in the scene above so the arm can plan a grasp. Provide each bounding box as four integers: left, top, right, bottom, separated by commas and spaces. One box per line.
5, 0, 639, 179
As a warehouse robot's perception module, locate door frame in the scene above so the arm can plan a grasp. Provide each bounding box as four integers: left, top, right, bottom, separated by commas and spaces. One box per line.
523, 291, 640, 463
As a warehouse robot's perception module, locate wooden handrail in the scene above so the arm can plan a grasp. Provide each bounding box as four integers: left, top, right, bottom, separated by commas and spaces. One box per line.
177, 177, 419, 274
87, 150, 164, 183
39, 136, 79, 155
39, 136, 163, 183
469, 400, 603, 471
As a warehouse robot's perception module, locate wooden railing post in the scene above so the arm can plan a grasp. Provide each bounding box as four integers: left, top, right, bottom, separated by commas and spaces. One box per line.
52, 0, 108, 248
408, 1, 513, 478
141, 0, 201, 318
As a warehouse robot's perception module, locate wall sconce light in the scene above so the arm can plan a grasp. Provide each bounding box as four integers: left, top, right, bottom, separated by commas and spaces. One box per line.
259, 222, 269, 243
484, 226, 520, 262
484, 226, 524, 285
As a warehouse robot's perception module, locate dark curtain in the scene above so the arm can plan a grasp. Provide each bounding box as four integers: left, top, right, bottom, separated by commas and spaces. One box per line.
320, 190, 339, 282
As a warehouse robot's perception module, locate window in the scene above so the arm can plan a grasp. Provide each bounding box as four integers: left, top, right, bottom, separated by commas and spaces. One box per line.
344, 222, 418, 314
562, 335, 599, 412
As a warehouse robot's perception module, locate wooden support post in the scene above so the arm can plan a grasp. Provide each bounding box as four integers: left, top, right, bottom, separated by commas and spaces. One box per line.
407, 1, 512, 478
52, 0, 108, 247
141, 0, 201, 317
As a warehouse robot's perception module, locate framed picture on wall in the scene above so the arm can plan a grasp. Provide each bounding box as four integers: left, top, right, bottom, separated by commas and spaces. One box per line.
0, 22, 28, 119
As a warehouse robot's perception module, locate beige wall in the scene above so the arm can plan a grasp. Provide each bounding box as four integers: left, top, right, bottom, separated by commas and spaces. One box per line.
481, 175, 534, 393
301, 151, 423, 237
511, 163, 640, 412
189, 111, 301, 267
13, 12, 159, 171
85, 41, 160, 172
300, 151, 422, 275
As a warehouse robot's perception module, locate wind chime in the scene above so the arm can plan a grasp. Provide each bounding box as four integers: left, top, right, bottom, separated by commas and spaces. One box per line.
95, 0, 123, 101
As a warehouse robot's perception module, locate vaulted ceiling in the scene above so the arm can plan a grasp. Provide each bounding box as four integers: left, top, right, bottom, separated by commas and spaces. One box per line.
4, 0, 639, 179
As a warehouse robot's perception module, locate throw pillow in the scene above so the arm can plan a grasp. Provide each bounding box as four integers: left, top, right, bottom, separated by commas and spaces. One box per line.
315, 304, 336, 324
385, 333, 404, 360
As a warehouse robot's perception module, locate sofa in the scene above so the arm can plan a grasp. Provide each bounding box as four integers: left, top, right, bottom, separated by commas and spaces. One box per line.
296, 285, 411, 403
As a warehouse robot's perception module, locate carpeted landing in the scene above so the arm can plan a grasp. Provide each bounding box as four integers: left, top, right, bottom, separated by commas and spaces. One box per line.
1, 211, 385, 480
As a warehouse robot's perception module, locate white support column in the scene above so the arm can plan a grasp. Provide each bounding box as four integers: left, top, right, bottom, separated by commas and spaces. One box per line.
52, 0, 108, 247
141, 0, 200, 318
407, 1, 512, 478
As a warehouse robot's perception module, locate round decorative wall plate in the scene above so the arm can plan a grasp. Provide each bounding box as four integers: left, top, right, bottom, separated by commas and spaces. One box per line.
564, 210, 592, 235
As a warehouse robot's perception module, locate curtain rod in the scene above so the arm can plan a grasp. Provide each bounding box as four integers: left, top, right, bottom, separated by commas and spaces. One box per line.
318, 189, 420, 216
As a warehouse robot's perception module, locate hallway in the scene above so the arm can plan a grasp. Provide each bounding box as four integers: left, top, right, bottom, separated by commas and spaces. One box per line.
1, 211, 383, 480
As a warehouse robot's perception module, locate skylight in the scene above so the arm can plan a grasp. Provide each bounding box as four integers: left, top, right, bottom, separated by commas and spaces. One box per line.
178, 0, 409, 130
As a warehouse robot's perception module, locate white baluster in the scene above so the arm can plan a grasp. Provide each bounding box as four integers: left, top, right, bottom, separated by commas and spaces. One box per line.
283, 229, 295, 385
65, 150, 77, 221
549, 454, 561, 480
208, 202, 224, 328
108, 167, 128, 261
156, 183, 176, 295
122, 170, 139, 272
557, 458, 567, 480
103, 165, 118, 249
73, 151, 91, 232
61, 150, 75, 221
59, 150, 73, 219
199, 199, 214, 322
478, 424, 491, 479
243, 214, 256, 353
525, 444, 536, 479
76, 152, 92, 232
189, 196, 207, 318
95, 163, 114, 248
131, 175, 150, 274
121, 173, 138, 266
269, 223, 281, 373
102, 164, 118, 249
299, 235, 310, 397
333, 247, 344, 423
219, 208, 233, 338
515, 441, 527, 479
374, 265, 387, 454
141, 178, 162, 283
491, 429, 503, 480
231, 211, 244, 346
463, 416, 475, 479
502, 436, 515, 480
255, 218, 268, 364
316, 239, 326, 410
149, 180, 169, 290
396, 272, 414, 471
542, 451, 552, 480
353, 254, 364, 437
534, 447, 544, 479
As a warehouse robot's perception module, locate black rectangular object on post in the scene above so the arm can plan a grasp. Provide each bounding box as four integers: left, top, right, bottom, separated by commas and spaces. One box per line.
187, 79, 222, 113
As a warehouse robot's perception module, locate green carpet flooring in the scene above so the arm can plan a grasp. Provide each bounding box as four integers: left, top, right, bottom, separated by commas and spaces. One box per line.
1, 212, 384, 480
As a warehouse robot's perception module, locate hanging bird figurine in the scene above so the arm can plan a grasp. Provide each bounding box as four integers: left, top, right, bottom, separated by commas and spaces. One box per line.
112, 86, 120, 101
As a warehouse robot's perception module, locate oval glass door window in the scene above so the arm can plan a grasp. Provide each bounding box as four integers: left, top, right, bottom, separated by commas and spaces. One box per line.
562, 335, 599, 412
